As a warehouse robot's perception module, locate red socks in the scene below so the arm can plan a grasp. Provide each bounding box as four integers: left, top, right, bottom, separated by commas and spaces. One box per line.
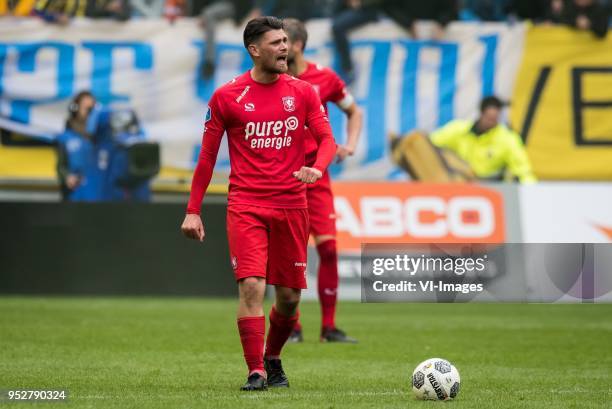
317, 240, 339, 329
237, 308, 300, 374
264, 307, 299, 359
237, 316, 265, 376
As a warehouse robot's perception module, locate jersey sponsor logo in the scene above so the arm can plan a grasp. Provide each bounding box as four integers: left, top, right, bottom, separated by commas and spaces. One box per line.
331, 183, 505, 251
244, 116, 299, 150
282, 96, 296, 112
235, 85, 250, 103
244, 102, 255, 112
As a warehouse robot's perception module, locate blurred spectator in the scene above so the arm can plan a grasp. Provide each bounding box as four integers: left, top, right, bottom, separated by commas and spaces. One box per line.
56, 91, 102, 201
309, 0, 337, 18
86, 0, 130, 20
129, 0, 164, 17
199, 1, 266, 79
57, 91, 158, 202
269, 0, 311, 19
385, 0, 457, 39
331, 0, 380, 84
460, 0, 512, 21
510, 0, 550, 21
429, 96, 536, 183
0, 0, 36, 16
164, 0, 185, 22
187, 0, 212, 16
33, 0, 87, 24
545, 0, 609, 38
332, 0, 457, 84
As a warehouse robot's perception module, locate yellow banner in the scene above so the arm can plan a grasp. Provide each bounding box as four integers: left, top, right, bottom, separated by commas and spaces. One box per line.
511, 26, 612, 180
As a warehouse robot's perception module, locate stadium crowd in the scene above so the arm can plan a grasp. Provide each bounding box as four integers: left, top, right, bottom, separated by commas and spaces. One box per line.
2, 1, 610, 80
2, 0, 610, 31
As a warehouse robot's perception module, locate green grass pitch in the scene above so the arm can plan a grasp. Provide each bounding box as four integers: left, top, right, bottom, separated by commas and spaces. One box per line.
1, 297, 611, 408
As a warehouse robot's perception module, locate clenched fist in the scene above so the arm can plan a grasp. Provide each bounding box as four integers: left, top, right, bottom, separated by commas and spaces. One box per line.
293, 166, 323, 184
181, 213, 205, 242
336, 144, 355, 163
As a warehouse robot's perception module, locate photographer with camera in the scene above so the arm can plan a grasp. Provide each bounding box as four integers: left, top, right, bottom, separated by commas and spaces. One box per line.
56, 91, 104, 201
56, 91, 159, 202
88, 102, 159, 202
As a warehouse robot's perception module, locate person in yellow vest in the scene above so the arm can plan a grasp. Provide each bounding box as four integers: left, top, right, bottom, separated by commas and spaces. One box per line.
430, 96, 537, 184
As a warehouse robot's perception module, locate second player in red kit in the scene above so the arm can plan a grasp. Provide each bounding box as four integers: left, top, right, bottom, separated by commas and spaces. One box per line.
181, 17, 336, 391
284, 19, 363, 343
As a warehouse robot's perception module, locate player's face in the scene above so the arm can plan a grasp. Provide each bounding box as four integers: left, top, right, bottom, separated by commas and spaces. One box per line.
479, 107, 500, 132
254, 29, 288, 74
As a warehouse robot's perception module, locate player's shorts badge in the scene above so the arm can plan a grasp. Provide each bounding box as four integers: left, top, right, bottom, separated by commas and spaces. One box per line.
231, 256, 238, 270
282, 96, 296, 112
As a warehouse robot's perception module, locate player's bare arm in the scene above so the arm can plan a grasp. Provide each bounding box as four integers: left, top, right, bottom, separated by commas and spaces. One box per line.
336, 102, 363, 163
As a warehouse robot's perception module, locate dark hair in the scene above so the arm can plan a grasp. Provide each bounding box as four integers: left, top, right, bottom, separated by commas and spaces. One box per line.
283, 18, 308, 51
480, 96, 504, 112
65, 91, 95, 131
243, 16, 284, 50
68, 90, 94, 117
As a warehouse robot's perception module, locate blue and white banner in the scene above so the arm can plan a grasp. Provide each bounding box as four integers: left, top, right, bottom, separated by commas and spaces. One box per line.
0, 18, 525, 179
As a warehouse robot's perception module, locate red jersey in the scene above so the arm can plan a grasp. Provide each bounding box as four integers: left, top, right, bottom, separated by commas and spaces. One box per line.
297, 62, 353, 166
186, 70, 336, 214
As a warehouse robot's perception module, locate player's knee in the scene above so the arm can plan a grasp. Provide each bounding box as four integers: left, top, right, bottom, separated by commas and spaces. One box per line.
239, 277, 264, 305
281, 297, 300, 313
277, 291, 300, 306
277, 299, 299, 316
276, 289, 300, 313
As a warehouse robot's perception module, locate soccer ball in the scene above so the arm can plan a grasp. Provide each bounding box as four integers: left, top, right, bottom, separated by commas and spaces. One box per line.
411, 358, 460, 400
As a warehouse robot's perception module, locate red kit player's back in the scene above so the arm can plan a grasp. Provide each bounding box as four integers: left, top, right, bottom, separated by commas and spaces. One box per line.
298, 62, 350, 166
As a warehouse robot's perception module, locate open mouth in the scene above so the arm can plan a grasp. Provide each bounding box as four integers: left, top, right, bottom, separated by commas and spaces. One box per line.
277, 55, 288, 63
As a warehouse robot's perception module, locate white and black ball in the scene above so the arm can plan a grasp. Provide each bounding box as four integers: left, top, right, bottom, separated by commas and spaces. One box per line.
412, 358, 461, 400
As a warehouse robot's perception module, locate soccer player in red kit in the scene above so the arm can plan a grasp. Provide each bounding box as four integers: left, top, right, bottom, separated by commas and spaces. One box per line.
181, 16, 336, 391
283, 19, 363, 343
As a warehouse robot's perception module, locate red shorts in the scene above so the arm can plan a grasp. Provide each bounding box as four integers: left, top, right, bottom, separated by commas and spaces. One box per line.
307, 171, 336, 237
226, 204, 309, 289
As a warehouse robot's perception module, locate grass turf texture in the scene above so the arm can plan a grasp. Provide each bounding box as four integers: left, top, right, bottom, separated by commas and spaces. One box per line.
1, 298, 611, 408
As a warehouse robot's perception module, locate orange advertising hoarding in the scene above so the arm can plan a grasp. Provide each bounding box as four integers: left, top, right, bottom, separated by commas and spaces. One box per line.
331, 183, 506, 252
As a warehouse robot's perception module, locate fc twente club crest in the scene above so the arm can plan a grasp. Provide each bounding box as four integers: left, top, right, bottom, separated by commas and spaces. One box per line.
282, 96, 296, 112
